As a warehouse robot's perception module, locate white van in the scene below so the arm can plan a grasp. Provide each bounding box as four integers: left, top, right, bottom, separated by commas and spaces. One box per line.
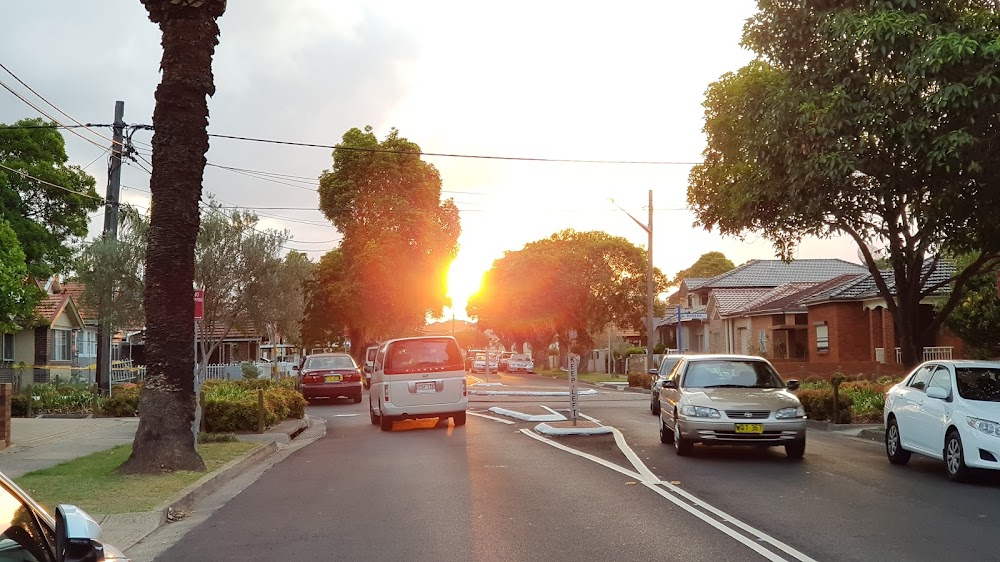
363, 344, 379, 388
369, 336, 468, 431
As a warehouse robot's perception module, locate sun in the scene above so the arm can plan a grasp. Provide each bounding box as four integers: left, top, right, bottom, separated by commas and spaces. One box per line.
446, 256, 485, 319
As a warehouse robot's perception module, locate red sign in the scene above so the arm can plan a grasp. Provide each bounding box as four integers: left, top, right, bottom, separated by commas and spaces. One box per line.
194, 290, 205, 320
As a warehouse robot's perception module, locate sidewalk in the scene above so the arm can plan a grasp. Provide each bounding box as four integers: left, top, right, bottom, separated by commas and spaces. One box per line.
0, 415, 319, 552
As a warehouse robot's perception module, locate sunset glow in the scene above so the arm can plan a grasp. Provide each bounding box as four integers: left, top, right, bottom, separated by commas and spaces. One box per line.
446, 256, 485, 320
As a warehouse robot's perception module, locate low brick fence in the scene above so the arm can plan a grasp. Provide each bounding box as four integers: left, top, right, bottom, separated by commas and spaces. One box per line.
0, 383, 11, 450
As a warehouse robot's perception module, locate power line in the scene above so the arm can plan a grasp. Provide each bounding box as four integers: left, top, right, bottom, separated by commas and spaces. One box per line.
0, 62, 119, 146
0, 78, 108, 151
0, 162, 104, 202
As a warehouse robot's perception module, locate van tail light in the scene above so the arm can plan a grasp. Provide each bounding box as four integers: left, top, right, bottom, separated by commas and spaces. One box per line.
462, 379, 467, 397
384, 383, 390, 402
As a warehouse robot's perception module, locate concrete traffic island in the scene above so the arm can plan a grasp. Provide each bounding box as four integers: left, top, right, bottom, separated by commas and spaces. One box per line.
533, 420, 612, 436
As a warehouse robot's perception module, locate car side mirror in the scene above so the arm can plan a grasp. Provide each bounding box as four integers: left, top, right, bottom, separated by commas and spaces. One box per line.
648, 369, 659, 376
56, 505, 106, 562
662, 379, 677, 389
926, 386, 949, 400
292, 365, 299, 371
786, 379, 800, 391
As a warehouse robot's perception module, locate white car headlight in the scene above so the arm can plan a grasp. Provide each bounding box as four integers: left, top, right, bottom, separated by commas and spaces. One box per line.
680, 405, 721, 418
776, 406, 806, 419
967, 417, 1000, 438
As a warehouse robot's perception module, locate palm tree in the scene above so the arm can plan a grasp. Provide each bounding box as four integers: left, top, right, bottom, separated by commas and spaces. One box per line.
118, 0, 227, 474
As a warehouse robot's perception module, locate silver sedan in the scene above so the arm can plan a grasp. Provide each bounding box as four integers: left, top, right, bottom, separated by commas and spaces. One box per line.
657, 355, 806, 458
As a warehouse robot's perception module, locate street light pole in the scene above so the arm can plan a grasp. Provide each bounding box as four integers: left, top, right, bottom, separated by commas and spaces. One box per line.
612, 190, 655, 373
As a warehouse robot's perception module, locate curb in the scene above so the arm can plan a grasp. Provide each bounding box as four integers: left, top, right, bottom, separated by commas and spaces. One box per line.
533, 422, 613, 436
163, 441, 278, 514
857, 428, 884, 442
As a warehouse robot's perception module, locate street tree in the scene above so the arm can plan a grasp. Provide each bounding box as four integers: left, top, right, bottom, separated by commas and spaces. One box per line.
468, 229, 666, 365
264, 251, 314, 351
0, 119, 100, 278
944, 254, 1000, 359
671, 252, 735, 286
688, 0, 1000, 368
309, 126, 461, 359
0, 220, 39, 333
76, 206, 148, 332
120, 0, 227, 474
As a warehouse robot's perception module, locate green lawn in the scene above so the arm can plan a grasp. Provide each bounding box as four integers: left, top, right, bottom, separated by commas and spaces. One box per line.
15, 441, 257, 514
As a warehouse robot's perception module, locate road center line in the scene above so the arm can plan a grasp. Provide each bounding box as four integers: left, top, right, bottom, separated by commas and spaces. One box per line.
468, 411, 515, 425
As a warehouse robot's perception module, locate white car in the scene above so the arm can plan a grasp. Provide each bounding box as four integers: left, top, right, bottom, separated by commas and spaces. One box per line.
369, 336, 468, 431
884, 360, 1000, 481
507, 353, 534, 373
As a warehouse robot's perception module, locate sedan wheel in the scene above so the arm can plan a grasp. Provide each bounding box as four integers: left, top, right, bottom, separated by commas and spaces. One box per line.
945, 430, 972, 482
674, 419, 693, 456
885, 418, 911, 465
369, 397, 379, 425
659, 417, 673, 444
650, 396, 660, 416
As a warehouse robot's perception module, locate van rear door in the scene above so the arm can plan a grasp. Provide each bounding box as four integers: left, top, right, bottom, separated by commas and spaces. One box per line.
384, 338, 465, 408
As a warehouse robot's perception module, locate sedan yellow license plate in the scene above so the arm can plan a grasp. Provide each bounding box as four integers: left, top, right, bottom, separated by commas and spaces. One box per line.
324, 375, 342, 383
734, 423, 764, 434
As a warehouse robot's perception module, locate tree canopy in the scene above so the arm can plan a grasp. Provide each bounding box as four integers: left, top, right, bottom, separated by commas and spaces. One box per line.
0, 119, 101, 278
306, 127, 461, 353
688, 0, 1000, 367
467, 229, 666, 357
944, 253, 1000, 359
671, 252, 735, 286
0, 219, 39, 333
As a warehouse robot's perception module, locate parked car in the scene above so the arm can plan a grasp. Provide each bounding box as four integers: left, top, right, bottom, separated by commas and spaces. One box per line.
507, 353, 535, 373
363, 345, 379, 388
499, 351, 513, 372
658, 354, 805, 458
649, 355, 688, 415
884, 360, 1000, 481
296, 352, 363, 403
471, 353, 498, 373
368, 336, 468, 431
0, 469, 127, 561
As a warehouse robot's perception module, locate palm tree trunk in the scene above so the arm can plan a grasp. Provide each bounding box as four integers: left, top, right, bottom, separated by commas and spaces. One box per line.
119, 0, 226, 474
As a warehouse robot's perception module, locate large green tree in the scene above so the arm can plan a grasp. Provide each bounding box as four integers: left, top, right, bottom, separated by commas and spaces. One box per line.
468, 229, 666, 364
0, 220, 39, 333
121, 0, 227, 475
944, 254, 1000, 359
308, 127, 461, 359
688, 0, 1000, 368
0, 118, 100, 278
76, 206, 149, 331
671, 251, 736, 286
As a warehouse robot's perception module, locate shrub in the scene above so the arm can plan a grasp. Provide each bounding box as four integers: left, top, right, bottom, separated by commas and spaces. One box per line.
11, 394, 29, 417
201, 379, 306, 432
628, 372, 653, 389
23, 383, 95, 415
240, 362, 261, 380
796, 388, 853, 423
101, 384, 141, 417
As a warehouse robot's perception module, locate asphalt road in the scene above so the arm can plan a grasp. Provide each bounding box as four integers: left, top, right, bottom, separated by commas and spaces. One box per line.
156, 372, 1000, 561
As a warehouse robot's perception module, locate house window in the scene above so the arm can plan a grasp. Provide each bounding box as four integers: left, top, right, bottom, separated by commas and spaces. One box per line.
77, 331, 97, 358
52, 329, 71, 361
816, 324, 829, 353
1, 333, 13, 361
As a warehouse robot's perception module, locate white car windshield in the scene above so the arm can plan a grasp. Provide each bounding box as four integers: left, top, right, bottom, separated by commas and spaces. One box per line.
955, 367, 1000, 402
682, 360, 785, 389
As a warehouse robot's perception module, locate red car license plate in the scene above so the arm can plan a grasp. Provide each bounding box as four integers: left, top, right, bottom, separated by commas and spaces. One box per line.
324, 375, 342, 383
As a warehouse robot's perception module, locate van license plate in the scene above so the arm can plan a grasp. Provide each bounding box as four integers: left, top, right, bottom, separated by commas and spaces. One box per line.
416, 382, 436, 394
734, 424, 763, 434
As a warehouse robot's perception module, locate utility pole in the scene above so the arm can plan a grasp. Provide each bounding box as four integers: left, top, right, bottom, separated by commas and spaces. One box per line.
96, 101, 125, 394
611, 190, 655, 373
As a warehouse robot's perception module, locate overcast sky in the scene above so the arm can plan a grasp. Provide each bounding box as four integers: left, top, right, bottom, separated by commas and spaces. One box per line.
0, 1, 859, 320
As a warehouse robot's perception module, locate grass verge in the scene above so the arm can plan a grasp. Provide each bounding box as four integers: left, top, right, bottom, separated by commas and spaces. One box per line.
15, 441, 258, 514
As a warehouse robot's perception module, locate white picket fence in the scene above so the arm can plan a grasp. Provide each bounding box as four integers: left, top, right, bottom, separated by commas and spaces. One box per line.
110, 360, 145, 384
111, 360, 294, 384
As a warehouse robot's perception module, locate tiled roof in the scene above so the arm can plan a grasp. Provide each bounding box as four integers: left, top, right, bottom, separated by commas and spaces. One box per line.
34, 293, 70, 324
710, 288, 772, 317
695, 259, 868, 289
682, 278, 711, 290
745, 275, 864, 315
802, 261, 956, 304
59, 282, 97, 321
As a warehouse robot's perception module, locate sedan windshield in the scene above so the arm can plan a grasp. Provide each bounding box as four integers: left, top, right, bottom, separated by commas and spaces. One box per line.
955, 367, 1000, 402
305, 356, 356, 370
683, 360, 785, 389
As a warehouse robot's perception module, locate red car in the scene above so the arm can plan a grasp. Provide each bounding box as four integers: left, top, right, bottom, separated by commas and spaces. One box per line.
297, 353, 363, 402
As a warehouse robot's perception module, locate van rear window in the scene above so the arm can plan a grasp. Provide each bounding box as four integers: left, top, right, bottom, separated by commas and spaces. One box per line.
384, 338, 463, 375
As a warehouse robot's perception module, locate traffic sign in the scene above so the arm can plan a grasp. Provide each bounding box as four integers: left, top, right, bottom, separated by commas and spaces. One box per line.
194, 290, 204, 320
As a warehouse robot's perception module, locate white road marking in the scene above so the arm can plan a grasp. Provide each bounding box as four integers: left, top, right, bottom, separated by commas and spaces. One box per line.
331, 414, 359, 417
468, 411, 515, 425
522, 426, 818, 562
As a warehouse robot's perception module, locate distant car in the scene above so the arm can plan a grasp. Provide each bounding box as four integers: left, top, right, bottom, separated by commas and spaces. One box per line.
884, 360, 1000, 482
658, 355, 805, 458
499, 351, 514, 372
369, 336, 468, 431
507, 353, 534, 373
0, 470, 127, 561
649, 355, 688, 415
296, 352, 363, 403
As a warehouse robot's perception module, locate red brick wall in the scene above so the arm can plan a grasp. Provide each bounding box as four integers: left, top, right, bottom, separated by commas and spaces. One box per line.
0, 383, 10, 449
773, 361, 908, 380
807, 302, 874, 363
34, 327, 48, 365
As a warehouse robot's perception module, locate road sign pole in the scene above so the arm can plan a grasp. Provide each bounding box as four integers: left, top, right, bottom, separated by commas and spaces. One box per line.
193, 289, 205, 445
569, 354, 579, 426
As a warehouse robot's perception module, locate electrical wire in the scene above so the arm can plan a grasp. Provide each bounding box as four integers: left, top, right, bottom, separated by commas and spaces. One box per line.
0, 62, 119, 146
0, 78, 108, 151
0, 162, 104, 202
